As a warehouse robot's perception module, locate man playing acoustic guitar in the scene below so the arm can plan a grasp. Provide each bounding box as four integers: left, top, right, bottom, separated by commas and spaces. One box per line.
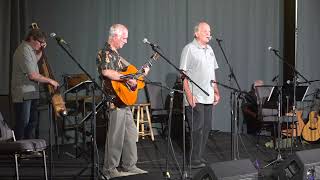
97, 24, 149, 179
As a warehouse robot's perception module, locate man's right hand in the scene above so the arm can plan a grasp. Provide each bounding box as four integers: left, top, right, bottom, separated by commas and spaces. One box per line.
126, 78, 138, 91
49, 79, 59, 90
187, 95, 197, 108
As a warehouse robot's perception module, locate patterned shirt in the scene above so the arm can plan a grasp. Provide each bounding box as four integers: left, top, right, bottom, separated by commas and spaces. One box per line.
96, 44, 130, 107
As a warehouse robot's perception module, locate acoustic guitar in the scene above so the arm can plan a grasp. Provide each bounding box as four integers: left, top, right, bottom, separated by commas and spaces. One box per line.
106, 53, 159, 106
281, 110, 305, 137
302, 111, 320, 142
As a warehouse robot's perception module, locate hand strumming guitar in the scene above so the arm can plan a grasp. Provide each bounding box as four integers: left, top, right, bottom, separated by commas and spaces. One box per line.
126, 78, 138, 91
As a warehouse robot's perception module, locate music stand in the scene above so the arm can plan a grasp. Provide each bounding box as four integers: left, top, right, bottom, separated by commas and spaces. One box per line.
253, 86, 278, 149
255, 85, 278, 127
266, 86, 277, 102
255, 85, 275, 108
282, 85, 309, 151
282, 85, 309, 103
256, 85, 274, 100
266, 86, 309, 111
264, 85, 283, 168
64, 80, 93, 94
62, 80, 94, 155
264, 86, 309, 168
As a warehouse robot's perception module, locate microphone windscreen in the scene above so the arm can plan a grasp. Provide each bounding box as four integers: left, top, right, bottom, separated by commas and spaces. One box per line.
50, 32, 56, 38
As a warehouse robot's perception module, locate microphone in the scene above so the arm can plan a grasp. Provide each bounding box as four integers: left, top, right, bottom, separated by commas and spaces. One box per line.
316, 88, 320, 99
286, 78, 300, 85
286, 80, 292, 85
50, 32, 68, 45
268, 46, 279, 53
215, 38, 223, 42
143, 38, 158, 48
272, 75, 279, 82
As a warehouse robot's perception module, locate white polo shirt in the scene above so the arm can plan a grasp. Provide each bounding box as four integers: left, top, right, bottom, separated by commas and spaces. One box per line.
179, 39, 219, 106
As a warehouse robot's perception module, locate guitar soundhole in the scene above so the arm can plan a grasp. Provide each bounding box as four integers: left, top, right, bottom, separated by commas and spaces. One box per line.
309, 127, 317, 130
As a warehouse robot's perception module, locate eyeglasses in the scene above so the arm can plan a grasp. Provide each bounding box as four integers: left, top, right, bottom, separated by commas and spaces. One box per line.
36, 39, 46, 45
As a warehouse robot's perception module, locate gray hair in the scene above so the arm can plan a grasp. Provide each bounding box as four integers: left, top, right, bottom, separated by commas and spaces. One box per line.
108, 24, 127, 38
194, 24, 200, 34
193, 21, 208, 37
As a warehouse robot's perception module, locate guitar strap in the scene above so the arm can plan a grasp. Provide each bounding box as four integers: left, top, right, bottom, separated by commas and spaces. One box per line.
119, 56, 131, 67
103, 43, 131, 69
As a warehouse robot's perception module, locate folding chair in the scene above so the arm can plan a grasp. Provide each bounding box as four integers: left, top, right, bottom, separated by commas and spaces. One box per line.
0, 112, 48, 180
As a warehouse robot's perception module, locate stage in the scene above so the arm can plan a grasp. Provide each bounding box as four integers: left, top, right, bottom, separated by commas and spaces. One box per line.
1, 131, 320, 179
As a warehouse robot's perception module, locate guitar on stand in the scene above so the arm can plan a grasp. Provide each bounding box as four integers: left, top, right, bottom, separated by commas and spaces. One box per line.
301, 89, 320, 142
285, 110, 305, 138
279, 85, 309, 140
302, 111, 320, 142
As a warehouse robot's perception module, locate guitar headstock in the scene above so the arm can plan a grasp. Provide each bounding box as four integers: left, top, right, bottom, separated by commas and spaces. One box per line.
29, 22, 47, 55
31, 22, 39, 30
143, 52, 160, 69
151, 52, 160, 61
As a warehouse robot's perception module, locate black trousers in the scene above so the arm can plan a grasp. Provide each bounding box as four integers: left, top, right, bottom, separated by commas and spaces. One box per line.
185, 103, 213, 163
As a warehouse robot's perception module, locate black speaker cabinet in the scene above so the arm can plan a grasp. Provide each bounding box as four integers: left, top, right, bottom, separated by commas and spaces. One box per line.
113, 173, 162, 180
276, 148, 320, 180
193, 159, 258, 180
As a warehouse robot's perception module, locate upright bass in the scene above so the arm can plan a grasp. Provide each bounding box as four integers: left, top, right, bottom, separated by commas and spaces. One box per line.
31, 23, 67, 117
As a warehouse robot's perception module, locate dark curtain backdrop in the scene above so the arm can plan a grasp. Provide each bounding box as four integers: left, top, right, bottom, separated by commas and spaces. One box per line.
1, 0, 318, 134
296, 0, 320, 95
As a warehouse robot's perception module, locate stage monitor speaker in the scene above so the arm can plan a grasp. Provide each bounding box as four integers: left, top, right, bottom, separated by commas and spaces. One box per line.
193, 159, 258, 180
276, 148, 320, 180
113, 173, 162, 180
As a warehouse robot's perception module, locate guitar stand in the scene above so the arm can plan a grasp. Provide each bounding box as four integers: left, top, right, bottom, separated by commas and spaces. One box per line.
264, 129, 284, 169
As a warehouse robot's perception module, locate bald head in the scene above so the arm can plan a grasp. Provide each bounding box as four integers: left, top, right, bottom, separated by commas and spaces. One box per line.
194, 22, 211, 46
254, 80, 264, 87
194, 22, 210, 34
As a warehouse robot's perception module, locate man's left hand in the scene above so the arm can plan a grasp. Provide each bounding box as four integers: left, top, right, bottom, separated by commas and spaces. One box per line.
143, 66, 150, 76
214, 93, 220, 105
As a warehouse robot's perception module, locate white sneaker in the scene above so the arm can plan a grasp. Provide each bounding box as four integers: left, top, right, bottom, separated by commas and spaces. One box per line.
123, 166, 148, 175
101, 168, 135, 179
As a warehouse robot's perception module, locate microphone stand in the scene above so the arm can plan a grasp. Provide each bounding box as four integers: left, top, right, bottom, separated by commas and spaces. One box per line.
215, 39, 242, 160
145, 82, 184, 179
265, 49, 311, 168
147, 44, 208, 180
53, 40, 113, 180
270, 50, 311, 118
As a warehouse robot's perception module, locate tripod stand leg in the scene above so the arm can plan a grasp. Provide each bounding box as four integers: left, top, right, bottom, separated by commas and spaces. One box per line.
264, 153, 283, 168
